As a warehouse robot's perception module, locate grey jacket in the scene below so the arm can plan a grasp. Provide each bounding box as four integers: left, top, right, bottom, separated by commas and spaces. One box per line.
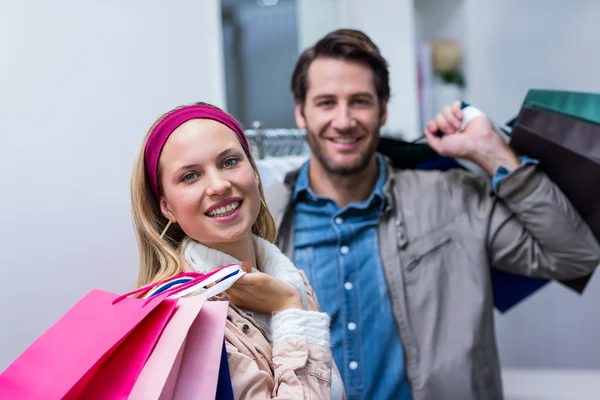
265, 159, 600, 400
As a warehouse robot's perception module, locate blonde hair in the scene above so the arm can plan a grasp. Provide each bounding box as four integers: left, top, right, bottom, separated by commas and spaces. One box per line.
131, 104, 277, 288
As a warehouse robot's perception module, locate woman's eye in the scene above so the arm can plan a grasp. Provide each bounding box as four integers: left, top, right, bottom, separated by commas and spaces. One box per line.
181, 172, 198, 182
223, 157, 239, 168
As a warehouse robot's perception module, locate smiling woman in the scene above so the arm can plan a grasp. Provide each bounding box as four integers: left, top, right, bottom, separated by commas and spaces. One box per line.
129, 103, 343, 399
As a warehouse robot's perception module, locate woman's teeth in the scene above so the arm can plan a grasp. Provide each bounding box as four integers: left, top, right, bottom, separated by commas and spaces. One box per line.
331, 138, 359, 144
207, 201, 240, 217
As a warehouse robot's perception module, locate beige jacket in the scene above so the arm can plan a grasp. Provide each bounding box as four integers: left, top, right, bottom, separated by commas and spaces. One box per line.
183, 236, 345, 400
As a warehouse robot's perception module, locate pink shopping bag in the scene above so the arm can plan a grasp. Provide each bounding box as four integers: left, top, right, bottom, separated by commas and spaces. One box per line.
0, 289, 177, 400
129, 295, 208, 399
171, 301, 229, 400
129, 266, 241, 400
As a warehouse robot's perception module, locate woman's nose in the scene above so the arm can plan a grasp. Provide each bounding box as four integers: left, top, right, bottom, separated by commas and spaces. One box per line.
205, 171, 232, 196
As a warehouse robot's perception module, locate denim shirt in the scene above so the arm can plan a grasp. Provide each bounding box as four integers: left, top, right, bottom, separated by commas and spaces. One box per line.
293, 155, 412, 400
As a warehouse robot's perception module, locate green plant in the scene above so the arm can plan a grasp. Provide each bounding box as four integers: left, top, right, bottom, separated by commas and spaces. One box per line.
439, 70, 465, 88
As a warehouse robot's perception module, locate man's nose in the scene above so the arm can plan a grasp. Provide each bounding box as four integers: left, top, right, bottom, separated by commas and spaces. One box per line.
331, 104, 357, 131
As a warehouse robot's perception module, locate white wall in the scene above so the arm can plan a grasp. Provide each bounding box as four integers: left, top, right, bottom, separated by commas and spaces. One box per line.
296, 0, 341, 52
0, 0, 225, 371
465, 0, 600, 122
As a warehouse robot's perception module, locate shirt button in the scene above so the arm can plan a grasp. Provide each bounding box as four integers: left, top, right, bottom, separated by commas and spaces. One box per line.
335, 217, 343, 224
340, 246, 349, 255
349, 361, 358, 370
347, 322, 357, 331
344, 282, 353, 290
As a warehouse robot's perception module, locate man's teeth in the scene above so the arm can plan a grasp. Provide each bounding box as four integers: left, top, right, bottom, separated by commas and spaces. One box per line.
331, 138, 359, 144
207, 202, 240, 217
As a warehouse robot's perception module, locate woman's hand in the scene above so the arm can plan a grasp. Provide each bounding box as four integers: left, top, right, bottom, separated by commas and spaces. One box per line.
225, 271, 303, 314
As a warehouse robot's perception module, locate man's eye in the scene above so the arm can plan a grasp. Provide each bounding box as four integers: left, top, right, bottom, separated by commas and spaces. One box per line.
317, 100, 334, 107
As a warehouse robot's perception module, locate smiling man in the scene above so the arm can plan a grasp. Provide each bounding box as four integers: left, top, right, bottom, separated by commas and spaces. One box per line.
265, 29, 600, 400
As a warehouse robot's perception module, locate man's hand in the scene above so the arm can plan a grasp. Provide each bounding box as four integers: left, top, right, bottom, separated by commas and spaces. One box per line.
424, 101, 520, 176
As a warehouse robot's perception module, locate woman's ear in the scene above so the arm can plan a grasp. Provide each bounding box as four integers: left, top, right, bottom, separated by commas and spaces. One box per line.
160, 196, 176, 222
254, 168, 260, 188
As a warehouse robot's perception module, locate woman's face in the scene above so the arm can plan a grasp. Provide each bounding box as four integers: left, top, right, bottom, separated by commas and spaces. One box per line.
158, 119, 261, 247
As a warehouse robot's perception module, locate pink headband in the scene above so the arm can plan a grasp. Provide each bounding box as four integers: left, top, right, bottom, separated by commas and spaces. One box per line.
144, 104, 249, 199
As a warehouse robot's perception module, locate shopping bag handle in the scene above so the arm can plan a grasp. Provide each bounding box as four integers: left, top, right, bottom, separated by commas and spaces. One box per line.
112, 271, 205, 304
145, 264, 242, 300
435, 102, 485, 137
113, 265, 245, 305
166, 264, 245, 299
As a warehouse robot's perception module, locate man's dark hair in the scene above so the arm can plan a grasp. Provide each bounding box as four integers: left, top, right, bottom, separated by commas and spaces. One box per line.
290, 29, 390, 105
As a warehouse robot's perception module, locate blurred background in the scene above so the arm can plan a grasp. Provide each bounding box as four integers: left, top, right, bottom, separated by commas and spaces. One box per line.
1, 1, 600, 398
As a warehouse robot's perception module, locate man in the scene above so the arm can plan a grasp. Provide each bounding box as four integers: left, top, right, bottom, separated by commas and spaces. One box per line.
265, 29, 600, 400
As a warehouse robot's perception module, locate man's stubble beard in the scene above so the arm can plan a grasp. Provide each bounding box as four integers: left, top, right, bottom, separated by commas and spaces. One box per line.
304, 123, 380, 177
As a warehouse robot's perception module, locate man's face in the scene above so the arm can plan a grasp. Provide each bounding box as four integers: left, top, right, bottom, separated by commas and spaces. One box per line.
295, 58, 387, 176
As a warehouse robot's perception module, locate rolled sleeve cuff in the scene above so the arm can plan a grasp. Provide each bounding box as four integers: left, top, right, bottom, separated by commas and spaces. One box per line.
271, 309, 331, 348
492, 155, 539, 192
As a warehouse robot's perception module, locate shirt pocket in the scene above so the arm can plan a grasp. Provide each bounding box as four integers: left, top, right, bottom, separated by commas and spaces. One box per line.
402, 232, 466, 286
405, 233, 453, 268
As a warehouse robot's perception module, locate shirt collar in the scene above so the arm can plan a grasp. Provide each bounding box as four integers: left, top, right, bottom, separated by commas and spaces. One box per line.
293, 153, 388, 209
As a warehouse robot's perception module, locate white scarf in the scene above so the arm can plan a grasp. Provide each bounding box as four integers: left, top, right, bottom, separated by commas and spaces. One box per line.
182, 235, 308, 337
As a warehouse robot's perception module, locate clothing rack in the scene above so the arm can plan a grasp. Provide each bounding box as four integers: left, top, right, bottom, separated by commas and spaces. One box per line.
245, 122, 308, 160
245, 121, 407, 159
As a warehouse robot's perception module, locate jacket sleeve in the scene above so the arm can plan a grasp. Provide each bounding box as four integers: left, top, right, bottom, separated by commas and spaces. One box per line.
449, 164, 600, 279
226, 309, 333, 399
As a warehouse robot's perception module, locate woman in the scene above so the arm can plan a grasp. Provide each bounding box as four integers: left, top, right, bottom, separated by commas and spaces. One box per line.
130, 103, 344, 399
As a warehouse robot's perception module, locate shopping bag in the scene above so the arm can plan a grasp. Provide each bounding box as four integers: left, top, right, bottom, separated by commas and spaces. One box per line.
0, 290, 177, 400
170, 301, 230, 399
129, 295, 207, 399
215, 341, 235, 400
129, 264, 243, 399
509, 89, 600, 293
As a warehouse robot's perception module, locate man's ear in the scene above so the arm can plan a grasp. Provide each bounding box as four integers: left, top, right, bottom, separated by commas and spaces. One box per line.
295, 103, 307, 129
159, 196, 176, 223
379, 100, 388, 126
